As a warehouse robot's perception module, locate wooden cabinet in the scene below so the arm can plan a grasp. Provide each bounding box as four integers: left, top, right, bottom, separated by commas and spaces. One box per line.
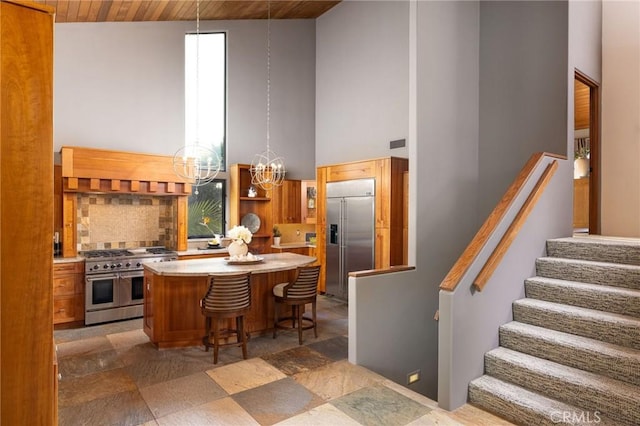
53, 261, 85, 325
301, 180, 317, 224
272, 180, 302, 224
0, 2, 56, 423
229, 164, 273, 254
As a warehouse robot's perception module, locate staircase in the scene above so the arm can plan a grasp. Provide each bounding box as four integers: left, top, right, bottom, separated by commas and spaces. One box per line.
468, 236, 640, 426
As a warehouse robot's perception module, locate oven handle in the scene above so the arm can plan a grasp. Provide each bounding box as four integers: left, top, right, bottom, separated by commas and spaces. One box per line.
118, 271, 144, 279
86, 273, 119, 282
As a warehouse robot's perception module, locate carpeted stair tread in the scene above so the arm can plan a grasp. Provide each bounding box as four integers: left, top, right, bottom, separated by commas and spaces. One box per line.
485, 347, 640, 425
547, 236, 640, 266
512, 298, 640, 350
469, 375, 618, 426
500, 321, 640, 387
525, 276, 640, 318
535, 257, 640, 290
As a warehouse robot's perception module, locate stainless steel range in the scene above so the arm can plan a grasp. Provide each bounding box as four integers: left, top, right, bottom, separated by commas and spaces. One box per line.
82, 247, 177, 325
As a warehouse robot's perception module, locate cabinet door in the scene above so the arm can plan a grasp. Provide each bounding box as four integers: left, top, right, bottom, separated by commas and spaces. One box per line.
301, 180, 317, 224
272, 180, 302, 224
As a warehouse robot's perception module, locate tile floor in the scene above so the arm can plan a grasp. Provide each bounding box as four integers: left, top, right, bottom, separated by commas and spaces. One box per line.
54, 296, 512, 426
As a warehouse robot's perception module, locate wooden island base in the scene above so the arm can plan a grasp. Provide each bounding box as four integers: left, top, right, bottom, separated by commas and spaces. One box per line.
142, 253, 316, 349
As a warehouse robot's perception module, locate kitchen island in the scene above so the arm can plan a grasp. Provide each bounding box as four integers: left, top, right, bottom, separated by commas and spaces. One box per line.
142, 252, 316, 348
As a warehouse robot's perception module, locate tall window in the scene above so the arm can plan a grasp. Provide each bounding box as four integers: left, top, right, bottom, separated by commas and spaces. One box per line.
185, 32, 227, 239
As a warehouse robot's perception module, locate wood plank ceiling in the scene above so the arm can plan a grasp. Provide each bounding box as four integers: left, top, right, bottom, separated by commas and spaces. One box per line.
33, 1, 340, 22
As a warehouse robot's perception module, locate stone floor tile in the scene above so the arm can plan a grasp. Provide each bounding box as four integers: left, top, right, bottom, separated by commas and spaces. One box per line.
306, 335, 348, 361
293, 359, 385, 401
58, 367, 137, 407
156, 396, 260, 426
206, 358, 287, 394
59, 389, 154, 426
273, 402, 362, 425
232, 377, 324, 425
139, 371, 227, 418
261, 345, 333, 376
330, 384, 432, 426
59, 348, 124, 378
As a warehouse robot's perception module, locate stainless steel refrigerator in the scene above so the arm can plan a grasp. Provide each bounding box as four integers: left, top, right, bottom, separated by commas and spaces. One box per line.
325, 178, 375, 301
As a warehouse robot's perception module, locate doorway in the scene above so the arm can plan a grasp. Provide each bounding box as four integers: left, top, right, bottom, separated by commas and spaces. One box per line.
573, 70, 600, 235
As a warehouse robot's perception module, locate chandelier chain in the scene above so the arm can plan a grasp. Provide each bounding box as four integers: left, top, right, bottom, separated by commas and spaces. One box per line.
266, 0, 271, 151
195, 0, 200, 145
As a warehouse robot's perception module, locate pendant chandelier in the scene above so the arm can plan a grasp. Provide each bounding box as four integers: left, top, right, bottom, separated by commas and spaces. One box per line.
250, 0, 286, 191
173, 0, 221, 194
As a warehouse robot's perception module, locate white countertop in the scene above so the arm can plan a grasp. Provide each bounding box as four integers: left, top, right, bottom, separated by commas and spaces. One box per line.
53, 256, 84, 264
271, 242, 316, 249
143, 252, 316, 276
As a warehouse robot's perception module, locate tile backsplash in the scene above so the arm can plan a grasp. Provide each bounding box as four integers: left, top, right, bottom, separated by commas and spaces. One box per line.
77, 194, 175, 251
274, 223, 316, 244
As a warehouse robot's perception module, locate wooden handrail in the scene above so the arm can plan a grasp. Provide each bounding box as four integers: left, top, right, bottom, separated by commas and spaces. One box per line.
473, 160, 558, 291
439, 152, 565, 292
349, 265, 415, 278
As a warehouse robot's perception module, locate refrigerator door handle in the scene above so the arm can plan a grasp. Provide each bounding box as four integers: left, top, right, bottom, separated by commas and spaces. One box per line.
339, 198, 345, 294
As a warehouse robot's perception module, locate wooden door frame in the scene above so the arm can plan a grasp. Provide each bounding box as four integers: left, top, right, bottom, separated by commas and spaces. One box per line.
575, 69, 600, 234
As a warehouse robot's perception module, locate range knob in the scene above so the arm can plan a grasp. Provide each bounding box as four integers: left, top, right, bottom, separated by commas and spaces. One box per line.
116, 263, 122, 268
103, 264, 109, 269
93, 265, 100, 270
136, 262, 142, 268
125, 262, 131, 267
110, 264, 116, 269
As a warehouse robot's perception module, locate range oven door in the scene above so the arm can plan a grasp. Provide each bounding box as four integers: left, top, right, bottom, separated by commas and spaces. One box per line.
86, 273, 119, 312
118, 271, 144, 307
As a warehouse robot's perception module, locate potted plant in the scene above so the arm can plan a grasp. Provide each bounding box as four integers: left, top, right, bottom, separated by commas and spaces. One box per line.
272, 226, 282, 246
574, 138, 590, 178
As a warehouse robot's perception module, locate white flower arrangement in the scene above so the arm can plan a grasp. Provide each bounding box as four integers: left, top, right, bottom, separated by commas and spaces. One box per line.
227, 225, 253, 244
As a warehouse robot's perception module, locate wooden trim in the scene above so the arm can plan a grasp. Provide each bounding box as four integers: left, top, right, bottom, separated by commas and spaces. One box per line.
575, 69, 601, 235
473, 160, 559, 291
5, 0, 55, 14
348, 265, 415, 278
439, 152, 565, 292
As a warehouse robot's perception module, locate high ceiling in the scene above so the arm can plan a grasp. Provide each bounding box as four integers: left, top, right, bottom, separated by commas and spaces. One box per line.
35, 1, 341, 23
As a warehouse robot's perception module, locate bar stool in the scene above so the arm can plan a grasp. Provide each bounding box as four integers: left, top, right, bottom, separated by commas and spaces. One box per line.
273, 265, 321, 345
200, 272, 252, 364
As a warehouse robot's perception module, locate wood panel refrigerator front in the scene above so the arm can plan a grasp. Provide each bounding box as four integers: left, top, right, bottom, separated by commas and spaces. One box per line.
0, 1, 55, 423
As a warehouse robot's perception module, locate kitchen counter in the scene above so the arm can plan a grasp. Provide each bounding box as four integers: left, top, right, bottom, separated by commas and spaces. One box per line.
271, 242, 316, 249
143, 252, 315, 276
53, 256, 84, 264
142, 252, 317, 348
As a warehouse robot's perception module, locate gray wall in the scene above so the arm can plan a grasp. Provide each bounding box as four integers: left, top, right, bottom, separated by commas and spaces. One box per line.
317, 0, 572, 402
414, 0, 481, 399
315, 1, 409, 166
54, 19, 316, 179
478, 1, 569, 218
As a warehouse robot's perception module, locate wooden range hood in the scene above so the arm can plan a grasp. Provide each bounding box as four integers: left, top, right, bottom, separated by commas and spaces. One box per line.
61, 146, 193, 195
60, 146, 192, 257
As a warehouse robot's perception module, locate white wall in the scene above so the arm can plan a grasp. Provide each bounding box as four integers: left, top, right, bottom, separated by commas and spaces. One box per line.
315, 1, 409, 166
54, 19, 316, 179
601, 1, 640, 237
569, 0, 602, 83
